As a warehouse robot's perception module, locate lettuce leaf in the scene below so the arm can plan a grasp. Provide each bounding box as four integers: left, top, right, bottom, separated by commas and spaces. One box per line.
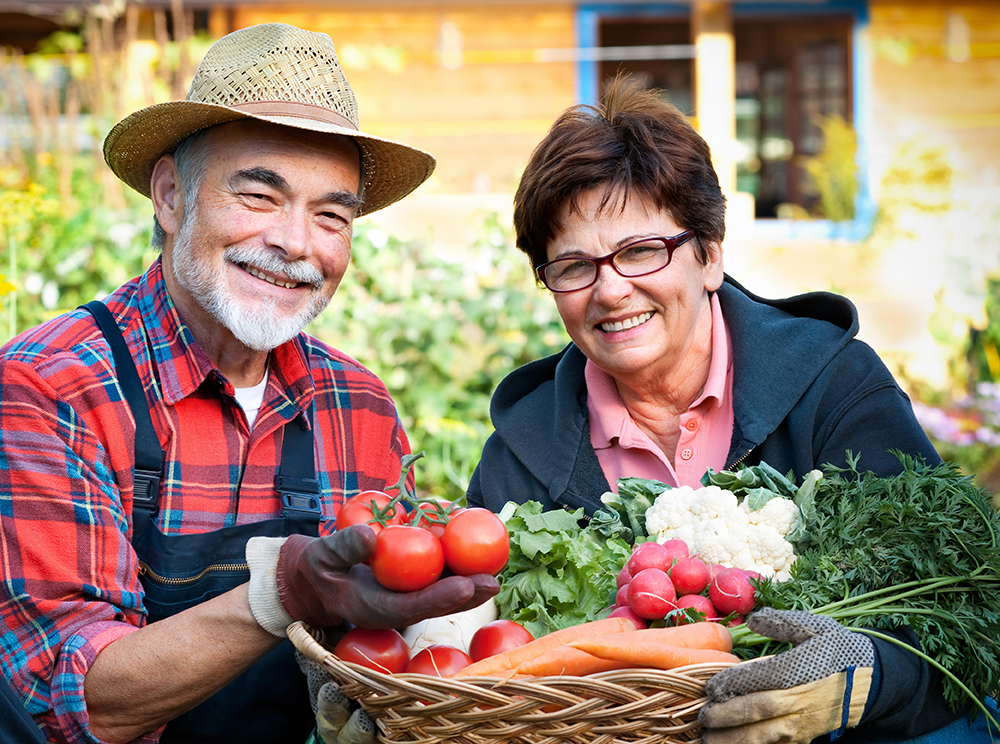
496, 501, 632, 638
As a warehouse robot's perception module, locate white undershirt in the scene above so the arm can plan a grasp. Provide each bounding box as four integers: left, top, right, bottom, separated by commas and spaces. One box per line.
234, 370, 269, 429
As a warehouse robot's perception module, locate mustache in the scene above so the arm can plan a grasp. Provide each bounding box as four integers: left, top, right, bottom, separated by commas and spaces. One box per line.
223, 246, 325, 289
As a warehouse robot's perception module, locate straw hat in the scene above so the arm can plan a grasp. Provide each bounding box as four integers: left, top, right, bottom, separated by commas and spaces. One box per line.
103, 23, 435, 216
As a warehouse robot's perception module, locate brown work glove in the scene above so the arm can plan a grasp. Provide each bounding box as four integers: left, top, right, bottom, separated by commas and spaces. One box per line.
699, 609, 875, 744
247, 526, 499, 635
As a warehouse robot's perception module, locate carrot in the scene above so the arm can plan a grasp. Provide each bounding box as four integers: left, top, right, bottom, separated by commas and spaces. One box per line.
612, 622, 734, 652
505, 646, 633, 678
568, 637, 740, 670
451, 616, 636, 678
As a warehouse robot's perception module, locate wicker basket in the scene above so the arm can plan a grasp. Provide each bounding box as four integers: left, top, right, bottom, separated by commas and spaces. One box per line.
288, 621, 735, 744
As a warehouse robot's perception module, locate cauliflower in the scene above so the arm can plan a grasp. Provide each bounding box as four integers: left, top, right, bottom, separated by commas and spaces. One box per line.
645, 486, 801, 581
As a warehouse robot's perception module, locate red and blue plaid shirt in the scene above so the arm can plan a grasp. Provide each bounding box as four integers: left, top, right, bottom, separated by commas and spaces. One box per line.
0, 259, 410, 743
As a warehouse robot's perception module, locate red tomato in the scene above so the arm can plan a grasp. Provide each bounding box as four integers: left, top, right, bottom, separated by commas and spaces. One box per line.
333, 627, 410, 674
440, 508, 510, 576
404, 644, 473, 676
370, 524, 445, 592
468, 619, 534, 662
410, 501, 452, 539
336, 490, 406, 535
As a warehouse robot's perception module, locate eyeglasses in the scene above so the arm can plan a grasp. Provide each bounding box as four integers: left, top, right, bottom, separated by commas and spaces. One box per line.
535, 230, 696, 293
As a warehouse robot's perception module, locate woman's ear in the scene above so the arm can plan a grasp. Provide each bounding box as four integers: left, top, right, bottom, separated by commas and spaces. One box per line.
703, 240, 725, 292
150, 155, 183, 238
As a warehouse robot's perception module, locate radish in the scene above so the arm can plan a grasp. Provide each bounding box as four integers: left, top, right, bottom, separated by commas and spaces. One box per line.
660, 538, 690, 568
668, 556, 711, 595
627, 567, 677, 620
613, 584, 630, 608
709, 563, 727, 581
626, 541, 672, 575
608, 605, 647, 629
709, 566, 756, 616
615, 563, 633, 589
674, 593, 718, 624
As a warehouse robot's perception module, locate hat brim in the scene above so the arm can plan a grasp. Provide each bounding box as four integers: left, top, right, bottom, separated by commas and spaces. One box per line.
103, 100, 435, 216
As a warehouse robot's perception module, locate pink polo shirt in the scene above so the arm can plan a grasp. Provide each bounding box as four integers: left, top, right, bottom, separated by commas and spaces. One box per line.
586, 292, 734, 491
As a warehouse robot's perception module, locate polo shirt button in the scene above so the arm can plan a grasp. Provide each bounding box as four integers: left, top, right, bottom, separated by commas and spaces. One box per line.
685, 420, 698, 431
681, 448, 693, 460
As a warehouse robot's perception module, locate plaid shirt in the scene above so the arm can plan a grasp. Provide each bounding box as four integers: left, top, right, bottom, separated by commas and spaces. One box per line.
0, 259, 410, 744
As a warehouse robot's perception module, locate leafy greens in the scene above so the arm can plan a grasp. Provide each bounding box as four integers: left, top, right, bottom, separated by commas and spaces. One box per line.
495, 501, 631, 639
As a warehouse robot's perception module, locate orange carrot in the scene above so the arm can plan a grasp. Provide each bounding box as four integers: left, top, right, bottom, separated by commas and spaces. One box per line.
505, 646, 633, 678
612, 622, 734, 652
568, 637, 740, 670
451, 616, 636, 678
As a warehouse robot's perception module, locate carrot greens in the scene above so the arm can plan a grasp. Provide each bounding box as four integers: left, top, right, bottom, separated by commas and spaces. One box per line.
732, 451, 1000, 712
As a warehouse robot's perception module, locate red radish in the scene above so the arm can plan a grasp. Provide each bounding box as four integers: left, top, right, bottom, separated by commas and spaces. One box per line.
669, 556, 711, 595
744, 569, 762, 581
615, 563, 632, 588
709, 563, 727, 581
660, 539, 690, 568
627, 567, 677, 620
709, 566, 756, 616
674, 594, 718, 624
725, 614, 747, 627
626, 541, 672, 575
608, 605, 647, 629
614, 584, 630, 608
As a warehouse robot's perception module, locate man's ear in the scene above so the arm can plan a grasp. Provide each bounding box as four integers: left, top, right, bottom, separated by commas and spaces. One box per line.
150, 155, 183, 237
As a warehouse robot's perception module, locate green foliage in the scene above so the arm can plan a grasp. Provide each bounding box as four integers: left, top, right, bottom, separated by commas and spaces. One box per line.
495, 500, 631, 638
0, 157, 156, 339
308, 219, 569, 499
802, 115, 858, 222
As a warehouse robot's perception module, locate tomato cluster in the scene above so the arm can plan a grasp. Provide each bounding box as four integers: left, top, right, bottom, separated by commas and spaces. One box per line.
337, 487, 510, 592
334, 618, 534, 677
610, 539, 758, 628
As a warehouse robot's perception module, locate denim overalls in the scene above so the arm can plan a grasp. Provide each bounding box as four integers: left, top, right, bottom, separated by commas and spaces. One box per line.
85, 301, 320, 743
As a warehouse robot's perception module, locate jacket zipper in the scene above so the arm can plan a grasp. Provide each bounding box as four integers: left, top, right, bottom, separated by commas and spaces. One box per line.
138, 560, 249, 586
727, 447, 755, 470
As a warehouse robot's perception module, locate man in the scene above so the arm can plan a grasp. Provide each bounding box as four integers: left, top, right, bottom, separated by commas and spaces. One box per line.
0, 23, 498, 744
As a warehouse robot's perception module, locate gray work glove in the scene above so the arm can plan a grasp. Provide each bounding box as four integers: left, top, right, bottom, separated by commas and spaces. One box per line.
246, 525, 499, 637
699, 608, 875, 744
297, 650, 376, 744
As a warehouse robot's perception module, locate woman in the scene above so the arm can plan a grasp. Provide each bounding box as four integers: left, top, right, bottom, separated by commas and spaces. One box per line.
467, 79, 994, 743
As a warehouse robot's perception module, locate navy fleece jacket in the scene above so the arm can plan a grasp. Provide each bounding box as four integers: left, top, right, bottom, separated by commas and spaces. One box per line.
468, 276, 962, 738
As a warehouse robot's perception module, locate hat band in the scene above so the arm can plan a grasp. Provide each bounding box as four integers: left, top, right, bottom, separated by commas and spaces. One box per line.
230, 100, 359, 131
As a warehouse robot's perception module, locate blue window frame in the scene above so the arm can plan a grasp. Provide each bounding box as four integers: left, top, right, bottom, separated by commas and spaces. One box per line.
577, 1, 874, 238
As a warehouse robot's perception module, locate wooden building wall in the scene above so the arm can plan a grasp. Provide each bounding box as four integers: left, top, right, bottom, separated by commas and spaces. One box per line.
867, 0, 1000, 197
226, 3, 577, 196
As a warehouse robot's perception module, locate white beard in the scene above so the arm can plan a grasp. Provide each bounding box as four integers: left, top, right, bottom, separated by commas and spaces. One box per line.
171, 204, 332, 351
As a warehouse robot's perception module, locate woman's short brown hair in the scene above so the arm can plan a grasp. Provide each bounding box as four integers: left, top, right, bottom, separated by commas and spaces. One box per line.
513, 77, 727, 272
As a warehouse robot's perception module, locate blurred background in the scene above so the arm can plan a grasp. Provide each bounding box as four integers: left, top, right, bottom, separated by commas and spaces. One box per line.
1, 0, 998, 500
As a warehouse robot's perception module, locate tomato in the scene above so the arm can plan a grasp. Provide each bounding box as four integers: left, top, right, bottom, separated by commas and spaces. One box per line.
336, 490, 406, 535
410, 500, 452, 539
403, 644, 473, 676
440, 508, 510, 576
468, 619, 534, 662
333, 627, 410, 674
370, 524, 445, 592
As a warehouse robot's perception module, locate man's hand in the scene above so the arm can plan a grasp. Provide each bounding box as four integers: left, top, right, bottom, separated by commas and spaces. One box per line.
699, 609, 875, 744
273, 525, 499, 630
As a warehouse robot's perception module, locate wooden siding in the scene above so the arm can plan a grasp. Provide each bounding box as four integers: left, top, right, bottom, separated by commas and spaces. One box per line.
227, 3, 577, 195
868, 0, 1000, 195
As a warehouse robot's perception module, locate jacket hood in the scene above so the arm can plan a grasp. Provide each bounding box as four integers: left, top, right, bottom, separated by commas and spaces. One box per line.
488, 275, 860, 487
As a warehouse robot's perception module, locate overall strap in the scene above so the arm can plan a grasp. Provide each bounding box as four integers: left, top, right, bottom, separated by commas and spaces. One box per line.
276, 404, 322, 536
81, 301, 164, 521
